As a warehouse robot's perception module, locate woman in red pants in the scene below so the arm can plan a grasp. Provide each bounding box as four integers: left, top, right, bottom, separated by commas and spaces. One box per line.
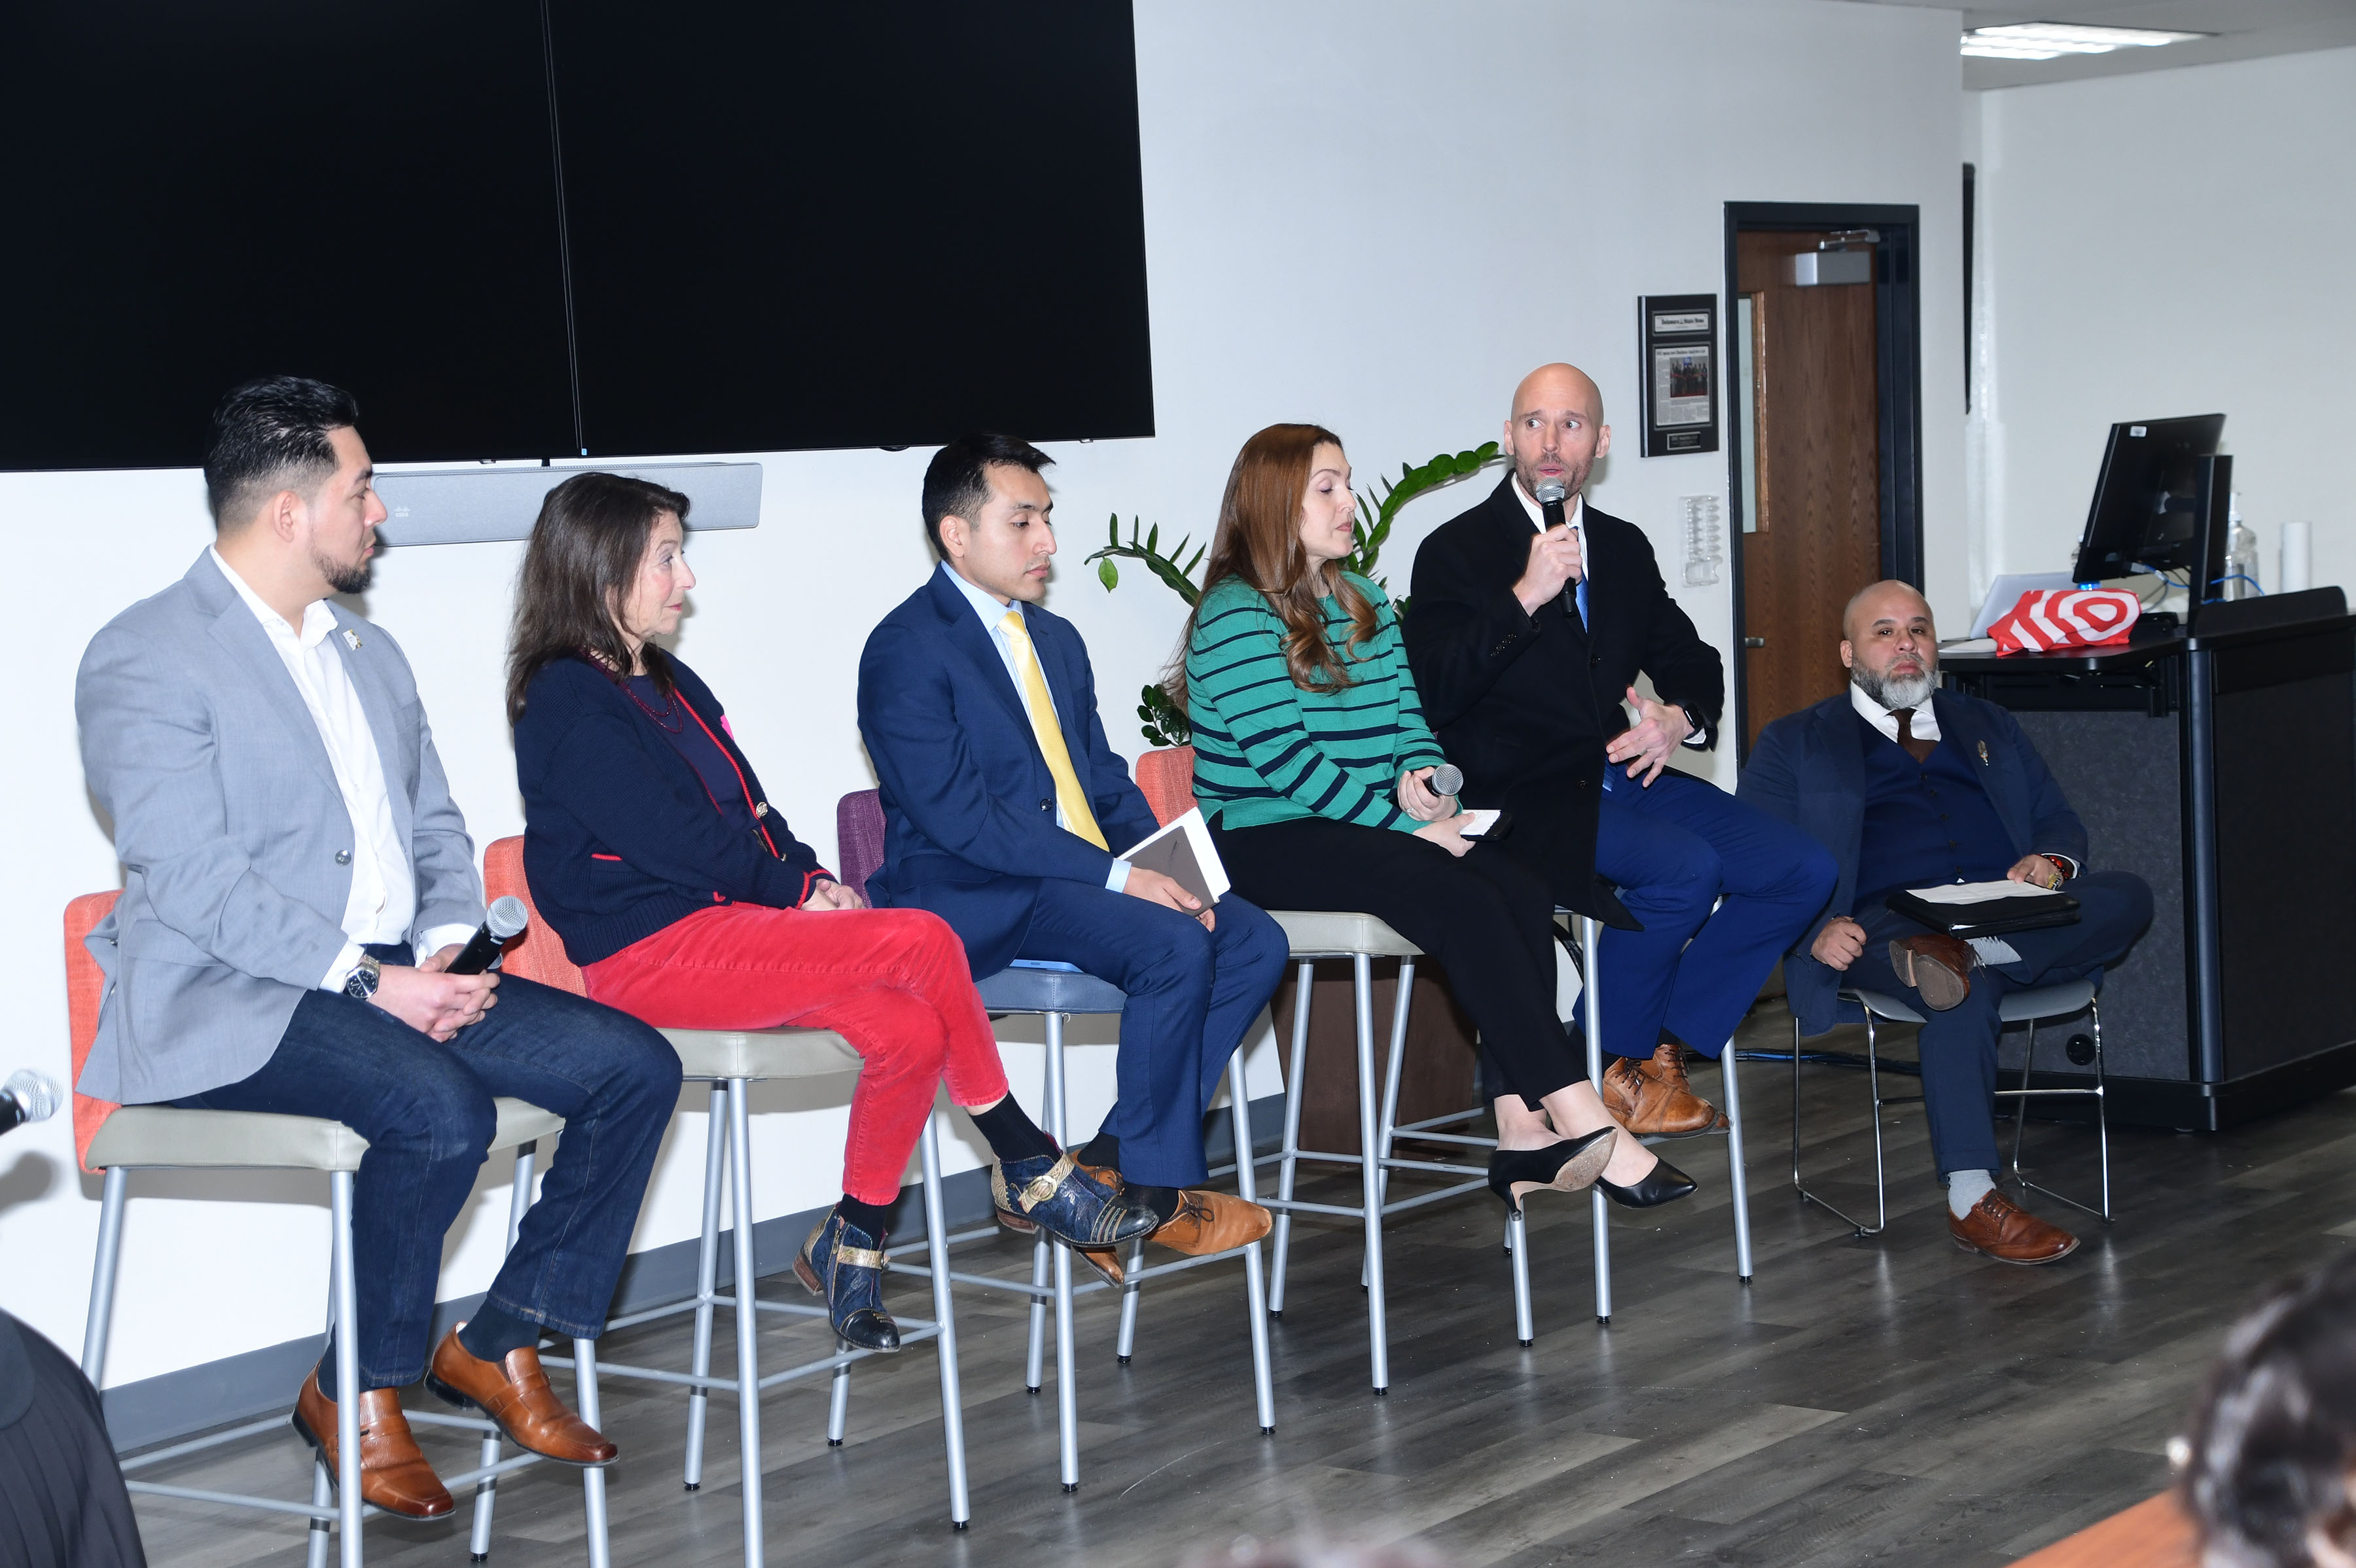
507, 472, 1152, 1349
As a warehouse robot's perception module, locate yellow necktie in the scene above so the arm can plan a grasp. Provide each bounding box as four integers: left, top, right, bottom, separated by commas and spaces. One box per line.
999, 608, 1108, 850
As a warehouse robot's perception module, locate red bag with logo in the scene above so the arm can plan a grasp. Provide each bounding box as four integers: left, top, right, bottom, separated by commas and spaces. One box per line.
1987, 588, 2141, 654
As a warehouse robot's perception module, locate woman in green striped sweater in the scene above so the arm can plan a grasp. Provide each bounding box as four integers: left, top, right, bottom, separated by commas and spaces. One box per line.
1181, 423, 1691, 1213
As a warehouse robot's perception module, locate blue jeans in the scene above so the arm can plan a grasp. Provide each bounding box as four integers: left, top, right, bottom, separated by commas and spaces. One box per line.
1582, 771, 1838, 1060
1015, 885, 1288, 1188
173, 945, 681, 1391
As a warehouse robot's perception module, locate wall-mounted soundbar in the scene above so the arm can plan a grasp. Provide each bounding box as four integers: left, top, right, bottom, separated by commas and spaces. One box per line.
374, 461, 762, 547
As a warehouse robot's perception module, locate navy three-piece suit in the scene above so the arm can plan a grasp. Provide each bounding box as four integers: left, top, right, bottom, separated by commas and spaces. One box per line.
1740, 688, 2154, 1176
855, 565, 1285, 1188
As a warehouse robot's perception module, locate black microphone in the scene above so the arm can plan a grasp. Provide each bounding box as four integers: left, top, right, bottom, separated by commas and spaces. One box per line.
0, 1069, 61, 1138
1532, 476, 1578, 620
444, 897, 529, 976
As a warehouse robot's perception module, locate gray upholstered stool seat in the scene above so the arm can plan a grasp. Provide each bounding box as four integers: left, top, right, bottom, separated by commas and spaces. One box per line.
974, 963, 1129, 1016
1844, 978, 2099, 1027
1267, 910, 1421, 959
655, 1026, 861, 1082
85, 1096, 565, 1173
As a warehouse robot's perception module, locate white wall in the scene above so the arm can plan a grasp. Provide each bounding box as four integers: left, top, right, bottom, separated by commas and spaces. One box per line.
0, 0, 1963, 1385
1970, 46, 2356, 603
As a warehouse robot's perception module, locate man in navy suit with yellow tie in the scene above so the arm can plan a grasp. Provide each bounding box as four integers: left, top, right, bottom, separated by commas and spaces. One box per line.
857, 435, 1286, 1269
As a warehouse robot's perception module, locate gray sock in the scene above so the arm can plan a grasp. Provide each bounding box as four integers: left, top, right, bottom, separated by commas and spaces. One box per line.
1948, 1169, 1995, 1219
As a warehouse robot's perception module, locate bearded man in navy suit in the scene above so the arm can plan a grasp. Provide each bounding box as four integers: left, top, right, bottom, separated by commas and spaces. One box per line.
1740, 580, 2153, 1265
857, 435, 1286, 1266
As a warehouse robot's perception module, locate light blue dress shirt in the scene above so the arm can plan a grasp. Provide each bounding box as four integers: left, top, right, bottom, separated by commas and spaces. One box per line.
938, 563, 1132, 891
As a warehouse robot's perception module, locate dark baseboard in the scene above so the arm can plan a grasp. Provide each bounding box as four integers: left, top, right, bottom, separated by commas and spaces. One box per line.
99, 1093, 1287, 1453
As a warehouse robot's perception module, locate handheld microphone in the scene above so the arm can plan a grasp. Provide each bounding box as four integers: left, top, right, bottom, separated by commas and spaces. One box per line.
0, 1069, 62, 1138
1429, 763, 1463, 798
444, 897, 529, 976
1531, 477, 1579, 620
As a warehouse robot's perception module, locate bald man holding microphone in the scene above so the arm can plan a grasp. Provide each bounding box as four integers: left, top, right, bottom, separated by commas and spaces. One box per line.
1405, 363, 1835, 1137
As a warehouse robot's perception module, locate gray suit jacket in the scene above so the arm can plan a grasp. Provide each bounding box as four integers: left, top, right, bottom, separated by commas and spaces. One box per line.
75, 550, 484, 1104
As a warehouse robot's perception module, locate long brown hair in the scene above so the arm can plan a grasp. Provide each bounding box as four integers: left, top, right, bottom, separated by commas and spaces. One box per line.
506, 471, 692, 724
1173, 424, 1380, 707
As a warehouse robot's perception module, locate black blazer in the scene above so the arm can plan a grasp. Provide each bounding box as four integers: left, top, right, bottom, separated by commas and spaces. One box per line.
1404, 477, 1724, 914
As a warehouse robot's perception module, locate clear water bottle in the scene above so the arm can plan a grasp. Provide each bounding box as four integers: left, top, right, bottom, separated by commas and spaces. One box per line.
2223, 492, 2260, 599
1682, 495, 1722, 588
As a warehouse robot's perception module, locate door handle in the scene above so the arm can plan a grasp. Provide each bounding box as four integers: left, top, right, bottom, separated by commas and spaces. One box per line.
1743, 635, 1766, 648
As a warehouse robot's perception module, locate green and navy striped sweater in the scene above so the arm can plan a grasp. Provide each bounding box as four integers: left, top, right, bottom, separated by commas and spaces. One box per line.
1186, 572, 1448, 833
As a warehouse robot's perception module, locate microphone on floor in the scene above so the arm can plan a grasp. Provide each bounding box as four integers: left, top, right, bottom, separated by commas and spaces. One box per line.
444, 897, 530, 976
0, 1069, 61, 1138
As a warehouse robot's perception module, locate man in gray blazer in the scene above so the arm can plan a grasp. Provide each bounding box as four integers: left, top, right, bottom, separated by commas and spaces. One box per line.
76, 378, 681, 1518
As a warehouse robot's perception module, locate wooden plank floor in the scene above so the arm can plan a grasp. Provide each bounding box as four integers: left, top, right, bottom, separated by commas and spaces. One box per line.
124, 998, 2353, 1568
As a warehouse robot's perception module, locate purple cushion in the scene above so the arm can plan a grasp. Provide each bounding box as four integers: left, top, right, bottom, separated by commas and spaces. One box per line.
835, 789, 887, 902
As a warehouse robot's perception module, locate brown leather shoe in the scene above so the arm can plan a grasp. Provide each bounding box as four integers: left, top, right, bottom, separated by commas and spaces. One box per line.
1949, 1190, 2079, 1265
995, 1161, 1128, 1284
427, 1328, 616, 1466
1599, 1044, 1727, 1137
1891, 933, 1977, 1010
290, 1369, 454, 1519
1150, 1189, 1273, 1255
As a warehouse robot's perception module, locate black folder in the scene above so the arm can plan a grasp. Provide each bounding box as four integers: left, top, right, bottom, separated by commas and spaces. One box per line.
1885, 887, 2080, 938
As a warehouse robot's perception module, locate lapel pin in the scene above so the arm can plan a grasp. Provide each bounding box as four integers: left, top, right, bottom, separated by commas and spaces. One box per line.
1977, 739, 1990, 765
342, 629, 362, 650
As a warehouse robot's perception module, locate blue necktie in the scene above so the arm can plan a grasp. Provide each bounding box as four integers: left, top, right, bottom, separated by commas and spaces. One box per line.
1575, 577, 1589, 630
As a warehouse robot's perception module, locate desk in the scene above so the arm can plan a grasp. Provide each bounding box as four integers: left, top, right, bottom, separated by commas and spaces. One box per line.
1942, 613, 2356, 1129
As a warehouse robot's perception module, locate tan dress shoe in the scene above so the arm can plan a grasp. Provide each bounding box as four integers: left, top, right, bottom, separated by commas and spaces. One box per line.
1949, 1190, 2079, 1265
291, 1369, 454, 1519
1599, 1043, 1728, 1137
1150, 1189, 1273, 1255
1891, 933, 1977, 1010
427, 1328, 617, 1466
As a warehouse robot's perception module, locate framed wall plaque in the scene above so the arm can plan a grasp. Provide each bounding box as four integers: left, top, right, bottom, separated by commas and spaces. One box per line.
1639, 293, 1719, 457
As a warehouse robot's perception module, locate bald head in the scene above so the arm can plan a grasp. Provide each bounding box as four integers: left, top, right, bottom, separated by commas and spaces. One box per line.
1841, 580, 1934, 643
1504, 362, 1611, 501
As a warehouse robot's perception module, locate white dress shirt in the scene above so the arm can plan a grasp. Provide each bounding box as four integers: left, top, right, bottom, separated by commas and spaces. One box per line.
212, 550, 474, 989
1513, 478, 1708, 751
938, 563, 1132, 890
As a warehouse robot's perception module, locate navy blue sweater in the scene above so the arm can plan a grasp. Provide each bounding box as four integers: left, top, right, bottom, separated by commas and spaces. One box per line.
514, 654, 831, 966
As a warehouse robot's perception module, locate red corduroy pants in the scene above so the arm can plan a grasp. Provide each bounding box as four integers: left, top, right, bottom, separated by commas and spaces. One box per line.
582, 903, 1007, 1205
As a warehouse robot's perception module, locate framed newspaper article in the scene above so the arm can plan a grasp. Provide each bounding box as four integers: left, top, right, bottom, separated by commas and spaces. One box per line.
1639, 294, 1719, 457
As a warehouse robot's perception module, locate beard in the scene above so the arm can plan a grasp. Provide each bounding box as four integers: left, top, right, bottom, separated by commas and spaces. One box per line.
1853, 658, 1937, 711
317, 546, 372, 596
1514, 452, 1592, 501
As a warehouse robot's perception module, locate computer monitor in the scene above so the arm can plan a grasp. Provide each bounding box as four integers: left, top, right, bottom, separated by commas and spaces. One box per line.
2070, 414, 2227, 583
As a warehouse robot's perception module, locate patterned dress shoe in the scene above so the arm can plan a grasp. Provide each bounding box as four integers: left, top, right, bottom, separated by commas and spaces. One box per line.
1891, 933, 1978, 1011
991, 1151, 1159, 1249
427, 1328, 619, 1464
1599, 1042, 1728, 1137
793, 1209, 901, 1352
291, 1369, 455, 1518
1950, 1190, 2079, 1265
997, 1158, 1130, 1284
1149, 1189, 1273, 1256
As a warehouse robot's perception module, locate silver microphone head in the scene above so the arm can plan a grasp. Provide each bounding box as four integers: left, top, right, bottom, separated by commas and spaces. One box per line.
1429, 763, 1464, 797
3, 1069, 62, 1125
485, 896, 531, 942
1531, 478, 1569, 506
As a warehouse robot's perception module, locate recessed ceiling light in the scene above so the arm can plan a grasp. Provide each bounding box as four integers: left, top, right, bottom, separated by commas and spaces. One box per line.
1961, 22, 2207, 60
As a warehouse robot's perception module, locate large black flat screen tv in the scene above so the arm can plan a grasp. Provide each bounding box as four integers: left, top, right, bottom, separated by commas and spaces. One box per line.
0, 2, 1152, 471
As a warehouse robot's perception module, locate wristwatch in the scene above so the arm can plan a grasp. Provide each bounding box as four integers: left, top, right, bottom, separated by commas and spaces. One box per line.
342, 953, 382, 1001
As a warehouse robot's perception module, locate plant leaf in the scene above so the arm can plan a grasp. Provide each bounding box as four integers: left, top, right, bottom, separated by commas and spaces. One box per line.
1099, 558, 1119, 590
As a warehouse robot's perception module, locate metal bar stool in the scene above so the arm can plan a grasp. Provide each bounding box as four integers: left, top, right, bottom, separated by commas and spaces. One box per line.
834, 791, 1274, 1493
1777, 978, 2109, 1236
65, 892, 598, 1568
483, 840, 969, 1568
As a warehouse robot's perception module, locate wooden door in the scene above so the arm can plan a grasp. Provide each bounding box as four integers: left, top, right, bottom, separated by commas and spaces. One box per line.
1735, 231, 1883, 748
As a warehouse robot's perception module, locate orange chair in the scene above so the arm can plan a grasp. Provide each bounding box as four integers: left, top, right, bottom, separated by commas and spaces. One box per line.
65, 891, 590, 1568
480, 838, 969, 1567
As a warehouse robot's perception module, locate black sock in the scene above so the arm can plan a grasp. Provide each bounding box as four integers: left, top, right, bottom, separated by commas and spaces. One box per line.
314, 1339, 340, 1402
966, 1097, 1059, 1164
836, 1194, 894, 1239
458, 1301, 543, 1364
1076, 1131, 1121, 1169
1128, 1184, 1181, 1226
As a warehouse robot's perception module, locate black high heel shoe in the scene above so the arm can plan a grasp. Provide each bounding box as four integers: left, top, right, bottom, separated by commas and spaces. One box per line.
1487, 1128, 1617, 1212
1597, 1153, 1698, 1208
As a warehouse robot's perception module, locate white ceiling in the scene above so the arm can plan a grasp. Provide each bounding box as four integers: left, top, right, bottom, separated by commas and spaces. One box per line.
1846, 0, 2356, 88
